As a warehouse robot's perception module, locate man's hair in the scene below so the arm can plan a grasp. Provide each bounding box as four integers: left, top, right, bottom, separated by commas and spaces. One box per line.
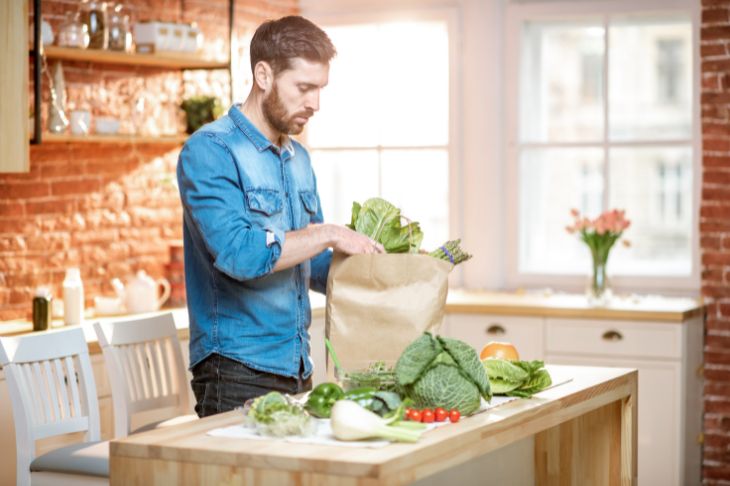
250, 15, 336, 76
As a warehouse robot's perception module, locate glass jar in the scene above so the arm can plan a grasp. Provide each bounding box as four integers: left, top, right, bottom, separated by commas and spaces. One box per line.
107, 4, 130, 51
57, 11, 89, 49
81, 1, 107, 49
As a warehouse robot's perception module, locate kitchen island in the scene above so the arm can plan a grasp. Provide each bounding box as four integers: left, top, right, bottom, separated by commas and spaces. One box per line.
110, 365, 637, 485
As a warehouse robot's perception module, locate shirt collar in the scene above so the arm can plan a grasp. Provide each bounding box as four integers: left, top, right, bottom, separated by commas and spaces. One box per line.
229, 104, 296, 158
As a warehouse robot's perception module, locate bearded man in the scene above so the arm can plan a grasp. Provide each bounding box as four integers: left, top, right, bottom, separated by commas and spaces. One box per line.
177, 16, 384, 417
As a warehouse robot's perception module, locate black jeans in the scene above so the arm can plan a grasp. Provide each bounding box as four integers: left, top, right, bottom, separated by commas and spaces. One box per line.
190, 353, 312, 418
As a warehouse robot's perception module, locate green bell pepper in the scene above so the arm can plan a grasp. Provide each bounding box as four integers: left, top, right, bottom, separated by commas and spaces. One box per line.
305, 382, 344, 418
343, 387, 377, 409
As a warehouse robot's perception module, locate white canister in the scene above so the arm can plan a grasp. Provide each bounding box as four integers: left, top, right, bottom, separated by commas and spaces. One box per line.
70, 110, 91, 135
63, 267, 84, 326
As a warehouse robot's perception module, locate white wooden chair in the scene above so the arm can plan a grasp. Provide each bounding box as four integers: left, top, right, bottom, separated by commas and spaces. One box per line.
0, 327, 108, 486
93, 312, 196, 438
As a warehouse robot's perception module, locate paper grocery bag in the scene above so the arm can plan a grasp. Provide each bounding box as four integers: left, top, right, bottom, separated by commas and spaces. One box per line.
325, 252, 452, 379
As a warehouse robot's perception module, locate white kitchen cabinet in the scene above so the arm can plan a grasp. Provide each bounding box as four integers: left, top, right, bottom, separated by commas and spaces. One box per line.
443, 314, 544, 361
545, 316, 703, 486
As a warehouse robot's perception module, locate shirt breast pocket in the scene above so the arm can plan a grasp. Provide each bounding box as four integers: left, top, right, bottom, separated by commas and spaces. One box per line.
299, 190, 319, 226
245, 188, 283, 223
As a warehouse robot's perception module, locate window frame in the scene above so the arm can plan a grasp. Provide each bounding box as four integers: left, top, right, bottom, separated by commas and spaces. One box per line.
301, 6, 462, 259
504, 0, 701, 294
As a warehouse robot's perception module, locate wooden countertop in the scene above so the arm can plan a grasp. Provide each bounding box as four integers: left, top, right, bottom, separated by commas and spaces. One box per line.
110, 365, 638, 485
444, 290, 705, 322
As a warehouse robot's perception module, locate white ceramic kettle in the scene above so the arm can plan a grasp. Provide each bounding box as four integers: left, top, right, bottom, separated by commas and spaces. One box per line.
112, 270, 171, 314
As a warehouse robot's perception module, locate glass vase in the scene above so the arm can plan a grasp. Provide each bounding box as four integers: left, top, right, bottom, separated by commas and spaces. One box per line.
588, 252, 611, 305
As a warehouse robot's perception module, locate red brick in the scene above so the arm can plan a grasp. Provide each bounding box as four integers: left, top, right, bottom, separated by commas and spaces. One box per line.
704, 0, 730, 7
702, 251, 730, 266
704, 8, 730, 23
704, 186, 730, 201
703, 45, 729, 60
0, 202, 25, 217
704, 236, 724, 250
704, 139, 730, 152
0, 182, 51, 199
702, 205, 730, 220
705, 155, 730, 168
51, 179, 102, 196
707, 334, 730, 351
708, 350, 730, 365
704, 364, 730, 382
705, 464, 730, 481
703, 221, 730, 233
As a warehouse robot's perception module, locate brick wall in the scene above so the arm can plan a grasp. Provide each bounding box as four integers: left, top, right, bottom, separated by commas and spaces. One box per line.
0, 0, 298, 321
702, 1, 730, 484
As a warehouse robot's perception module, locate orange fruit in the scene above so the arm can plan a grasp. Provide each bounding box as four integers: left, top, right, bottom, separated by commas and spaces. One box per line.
480, 341, 520, 361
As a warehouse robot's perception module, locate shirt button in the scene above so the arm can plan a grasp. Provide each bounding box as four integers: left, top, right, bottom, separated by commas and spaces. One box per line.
297, 295, 302, 300
285, 192, 289, 197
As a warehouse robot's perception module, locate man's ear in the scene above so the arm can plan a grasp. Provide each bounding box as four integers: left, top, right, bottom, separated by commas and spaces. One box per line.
253, 61, 273, 91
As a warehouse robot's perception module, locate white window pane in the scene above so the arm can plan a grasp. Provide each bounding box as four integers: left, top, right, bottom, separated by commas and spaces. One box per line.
311, 150, 379, 225
520, 22, 604, 142
380, 149, 449, 251
609, 18, 692, 141
608, 147, 692, 275
519, 148, 604, 273
378, 22, 449, 147
306, 25, 380, 148
308, 20, 449, 148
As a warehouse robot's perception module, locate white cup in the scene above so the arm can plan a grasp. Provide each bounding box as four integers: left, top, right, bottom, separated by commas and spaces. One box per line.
70, 110, 91, 135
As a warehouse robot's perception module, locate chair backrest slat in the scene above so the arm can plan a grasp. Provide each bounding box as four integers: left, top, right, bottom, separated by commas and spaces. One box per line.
64, 355, 83, 418
135, 343, 152, 400
145, 340, 162, 398
93, 313, 192, 437
42, 361, 62, 423
53, 358, 71, 419
31, 364, 50, 424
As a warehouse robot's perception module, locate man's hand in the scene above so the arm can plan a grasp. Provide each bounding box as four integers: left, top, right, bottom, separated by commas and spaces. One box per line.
273, 223, 385, 272
329, 225, 385, 255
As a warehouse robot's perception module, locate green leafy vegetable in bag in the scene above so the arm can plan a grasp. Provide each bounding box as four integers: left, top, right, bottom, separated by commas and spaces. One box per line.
348, 198, 423, 253
395, 333, 491, 416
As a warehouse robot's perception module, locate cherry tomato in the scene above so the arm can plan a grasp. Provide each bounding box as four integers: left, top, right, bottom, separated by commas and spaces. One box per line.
421, 409, 435, 423
449, 409, 461, 423
409, 409, 422, 422
405, 407, 414, 418
434, 407, 448, 422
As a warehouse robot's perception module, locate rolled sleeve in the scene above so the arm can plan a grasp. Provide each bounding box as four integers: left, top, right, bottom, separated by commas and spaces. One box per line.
177, 133, 282, 281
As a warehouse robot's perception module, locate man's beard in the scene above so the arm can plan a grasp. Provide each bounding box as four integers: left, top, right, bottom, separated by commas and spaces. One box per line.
262, 83, 313, 136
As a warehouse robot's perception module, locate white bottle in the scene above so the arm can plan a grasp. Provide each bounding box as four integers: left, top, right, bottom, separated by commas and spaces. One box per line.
63, 268, 84, 326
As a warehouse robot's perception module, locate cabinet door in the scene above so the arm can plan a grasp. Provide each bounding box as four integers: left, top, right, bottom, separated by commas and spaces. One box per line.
546, 354, 684, 486
444, 314, 544, 360
0, 0, 29, 173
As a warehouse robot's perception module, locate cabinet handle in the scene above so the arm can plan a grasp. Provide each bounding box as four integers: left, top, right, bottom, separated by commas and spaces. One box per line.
602, 330, 623, 342
486, 324, 506, 335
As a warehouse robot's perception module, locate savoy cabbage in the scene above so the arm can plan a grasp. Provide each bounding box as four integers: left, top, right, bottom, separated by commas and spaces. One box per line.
395, 333, 492, 415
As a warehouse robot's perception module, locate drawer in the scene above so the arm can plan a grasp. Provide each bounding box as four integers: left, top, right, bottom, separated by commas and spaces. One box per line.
444, 314, 543, 361
545, 318, 683, 360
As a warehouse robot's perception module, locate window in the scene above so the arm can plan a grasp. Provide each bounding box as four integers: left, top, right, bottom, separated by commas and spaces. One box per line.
305, 17, 451, 250
511, 10, 694, 280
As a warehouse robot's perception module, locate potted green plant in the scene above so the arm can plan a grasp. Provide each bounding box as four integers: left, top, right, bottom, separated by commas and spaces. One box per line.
181, 96, 223, 135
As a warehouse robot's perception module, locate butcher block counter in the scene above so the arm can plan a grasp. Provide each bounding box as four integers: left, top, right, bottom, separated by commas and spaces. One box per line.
110, 365, 638, 486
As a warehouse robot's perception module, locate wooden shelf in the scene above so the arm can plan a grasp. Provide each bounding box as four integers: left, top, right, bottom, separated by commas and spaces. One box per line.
40, 46, 229, 70
37, 133, 187, 144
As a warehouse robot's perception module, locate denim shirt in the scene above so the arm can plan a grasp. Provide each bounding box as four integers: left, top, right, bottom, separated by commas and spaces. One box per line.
177, 105, 332, 379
